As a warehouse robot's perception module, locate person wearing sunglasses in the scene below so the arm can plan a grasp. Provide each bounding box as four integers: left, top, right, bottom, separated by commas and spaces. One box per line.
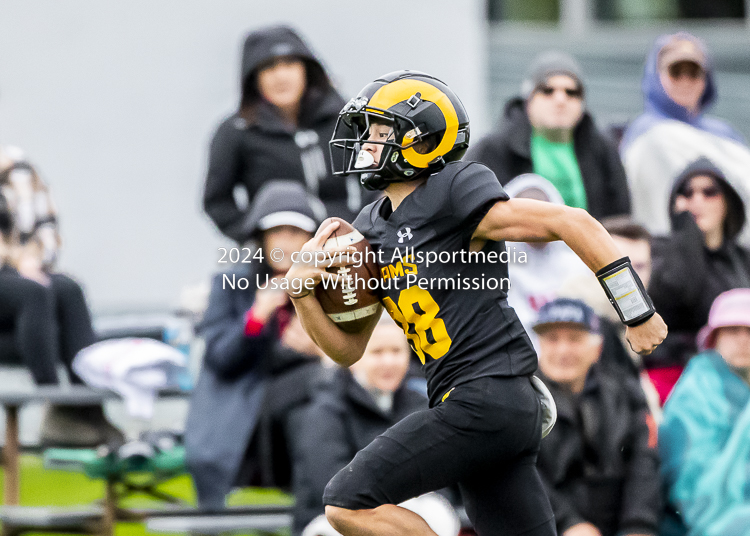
621, 32, 750, 240
647, 157, 750, 404
468, 50, 631, 222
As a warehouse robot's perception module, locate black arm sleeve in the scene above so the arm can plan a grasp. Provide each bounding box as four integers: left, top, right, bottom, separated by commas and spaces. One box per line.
203, 119, 247, 242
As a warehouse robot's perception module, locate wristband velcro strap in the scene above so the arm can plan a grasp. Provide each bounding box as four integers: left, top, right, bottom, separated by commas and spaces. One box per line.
596, 256, 655, 327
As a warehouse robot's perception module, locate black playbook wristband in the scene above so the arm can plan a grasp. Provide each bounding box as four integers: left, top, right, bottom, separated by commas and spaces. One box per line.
596, 256, 655, 327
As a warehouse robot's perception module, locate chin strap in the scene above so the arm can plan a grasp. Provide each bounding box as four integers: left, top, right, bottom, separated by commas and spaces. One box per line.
360, 163, 439, 191
596, 256, 655, 327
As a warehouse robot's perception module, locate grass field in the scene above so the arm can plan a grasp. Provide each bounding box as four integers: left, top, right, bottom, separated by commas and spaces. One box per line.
0, 454, 292, 536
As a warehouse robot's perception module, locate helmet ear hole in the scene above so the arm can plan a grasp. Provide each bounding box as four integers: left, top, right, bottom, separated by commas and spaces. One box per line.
413, 134, 439, 155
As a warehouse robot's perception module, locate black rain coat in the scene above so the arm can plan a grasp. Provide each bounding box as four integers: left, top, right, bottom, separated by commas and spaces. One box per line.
466, 98, 631, 220
203, 25, 366, 241
291, 368, 426, 534
537, 364, 661, 536
648, 157, 750, 368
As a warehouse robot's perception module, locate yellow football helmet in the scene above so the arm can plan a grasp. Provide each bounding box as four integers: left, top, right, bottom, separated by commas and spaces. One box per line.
329, 70, 470, 190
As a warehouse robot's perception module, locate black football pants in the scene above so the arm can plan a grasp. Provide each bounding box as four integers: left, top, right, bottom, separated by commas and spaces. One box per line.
324, 375, 557, 536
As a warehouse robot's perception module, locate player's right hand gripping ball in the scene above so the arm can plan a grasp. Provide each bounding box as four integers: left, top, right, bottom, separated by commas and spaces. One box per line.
315, 217, 381, 333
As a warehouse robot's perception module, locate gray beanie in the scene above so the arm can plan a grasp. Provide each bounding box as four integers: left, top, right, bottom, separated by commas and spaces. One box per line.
521, 50, 584, 99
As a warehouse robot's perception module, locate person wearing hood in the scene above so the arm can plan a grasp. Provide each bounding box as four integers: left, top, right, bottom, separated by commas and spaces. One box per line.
621, 32, 750, 239
466, 50, 631, 221
0, 146, 123, 447
648, 157, 750, 403
186, 180, 327, 508
203, 25, 366, 242
659, 288, 750, 536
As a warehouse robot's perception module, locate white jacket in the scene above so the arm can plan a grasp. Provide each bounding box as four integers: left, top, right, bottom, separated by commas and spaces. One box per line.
623, 120, 750, 244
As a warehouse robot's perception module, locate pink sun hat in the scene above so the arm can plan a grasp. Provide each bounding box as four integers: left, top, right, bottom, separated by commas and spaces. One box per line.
697, 288, 750, 351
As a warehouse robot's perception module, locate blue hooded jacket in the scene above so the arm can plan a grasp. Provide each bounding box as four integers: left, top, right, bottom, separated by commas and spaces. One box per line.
659, 352, 750, 535
621, 32, 745, 151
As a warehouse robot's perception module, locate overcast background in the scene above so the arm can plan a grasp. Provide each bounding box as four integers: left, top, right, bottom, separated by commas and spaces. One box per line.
0, 0, 487, 312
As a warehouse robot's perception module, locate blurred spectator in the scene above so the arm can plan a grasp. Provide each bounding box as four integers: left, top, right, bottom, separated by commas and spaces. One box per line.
467, 50, 630, 220
186, 181, 326, 508
504, 174, 588, 345
648, 157, 750, 403
203, 25, 366, 242
621, 32, 750, 239
291, 314, 427, 535
558, 217, 663, 418
0, 147, 59, 269
604, 217, 653, 290
533, 298, 661, 536
660, 289, 750, 536
0, 189, 10, 238
0, 146, 121, 446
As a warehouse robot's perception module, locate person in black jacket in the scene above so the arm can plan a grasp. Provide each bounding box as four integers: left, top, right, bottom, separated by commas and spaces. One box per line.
291, 315, 427, 535
203, 25, 367, 242
466, 50, 630, 221
647, 156, 750, 404
0, 149, 122, 447
533, 298, 661, 536
186, 180, 326, 508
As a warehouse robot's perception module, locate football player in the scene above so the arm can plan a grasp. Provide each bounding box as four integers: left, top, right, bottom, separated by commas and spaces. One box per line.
284, 71, 667, 536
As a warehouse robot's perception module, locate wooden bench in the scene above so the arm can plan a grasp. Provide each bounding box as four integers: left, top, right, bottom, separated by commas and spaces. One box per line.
143, 504, 293, 535
1, 504, 294, 536
0, 505, 105, 536
0, 387, 117, 507
144, 504, 471, 536
145, 510, 292, 535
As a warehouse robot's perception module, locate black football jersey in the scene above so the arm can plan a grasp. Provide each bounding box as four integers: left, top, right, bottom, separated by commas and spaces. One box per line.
353, 161, 538, 407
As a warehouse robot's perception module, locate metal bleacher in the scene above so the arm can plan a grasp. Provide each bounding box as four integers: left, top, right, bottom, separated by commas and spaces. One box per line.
484, 24, 750, 139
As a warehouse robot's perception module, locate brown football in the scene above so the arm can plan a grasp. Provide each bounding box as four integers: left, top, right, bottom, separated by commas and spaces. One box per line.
315, 217, 382, 333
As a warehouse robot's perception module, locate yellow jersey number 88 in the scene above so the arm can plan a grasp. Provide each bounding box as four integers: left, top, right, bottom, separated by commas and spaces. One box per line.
382, 286, 453, 364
